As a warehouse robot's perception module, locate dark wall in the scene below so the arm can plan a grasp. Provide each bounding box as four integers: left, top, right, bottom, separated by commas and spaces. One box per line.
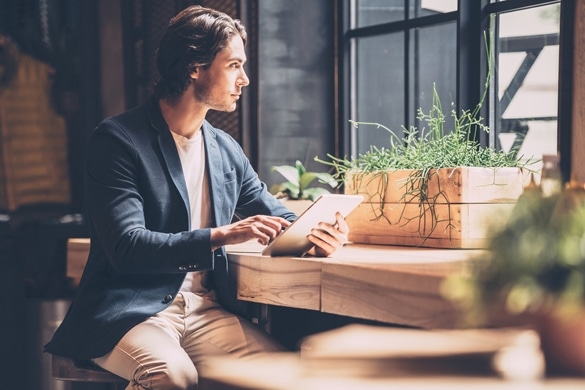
257, 0, 336, 186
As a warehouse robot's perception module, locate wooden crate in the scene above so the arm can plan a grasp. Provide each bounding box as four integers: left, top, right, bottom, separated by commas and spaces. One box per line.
344, 167, 524, 249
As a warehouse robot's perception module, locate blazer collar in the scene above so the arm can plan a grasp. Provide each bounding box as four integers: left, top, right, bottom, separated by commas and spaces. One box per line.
201, 121, 223, 228
146, 97, 223, 228
146, 97, 191, 222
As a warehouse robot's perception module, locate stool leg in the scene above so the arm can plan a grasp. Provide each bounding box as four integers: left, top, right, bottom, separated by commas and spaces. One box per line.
259, 304, 272, 334
250, 303, 272, 334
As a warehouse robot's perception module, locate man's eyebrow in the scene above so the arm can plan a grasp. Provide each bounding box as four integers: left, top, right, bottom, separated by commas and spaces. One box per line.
227, 56, 246, 63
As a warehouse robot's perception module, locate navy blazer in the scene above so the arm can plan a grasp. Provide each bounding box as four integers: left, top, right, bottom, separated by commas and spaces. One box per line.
44, 97, 295, 360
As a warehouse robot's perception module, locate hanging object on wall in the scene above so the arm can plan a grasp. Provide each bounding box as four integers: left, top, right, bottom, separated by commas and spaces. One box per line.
0, 35, 70, 212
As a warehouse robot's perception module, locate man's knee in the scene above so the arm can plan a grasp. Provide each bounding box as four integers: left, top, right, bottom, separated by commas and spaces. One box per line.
134, 358, 198, 390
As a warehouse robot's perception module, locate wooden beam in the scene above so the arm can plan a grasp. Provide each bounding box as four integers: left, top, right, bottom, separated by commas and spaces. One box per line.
571, 0, 585, 184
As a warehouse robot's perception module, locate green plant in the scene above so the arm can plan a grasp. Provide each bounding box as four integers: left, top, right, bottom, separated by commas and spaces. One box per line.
269, 160, 338, 201
314, 28, 540, 245
316, 29, 535, 185
442, 184, 585, 326
316, 83, 533, 180
315, 83, 537, 242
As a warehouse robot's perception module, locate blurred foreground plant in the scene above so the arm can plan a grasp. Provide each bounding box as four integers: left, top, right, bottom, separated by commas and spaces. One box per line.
442, 182, 585, 326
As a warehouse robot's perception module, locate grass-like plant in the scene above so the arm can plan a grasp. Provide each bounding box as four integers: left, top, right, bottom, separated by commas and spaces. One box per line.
315, 27, 539, 243
315, 83, 537, 242
316, 27, 533, 179
316, 83, 531, 177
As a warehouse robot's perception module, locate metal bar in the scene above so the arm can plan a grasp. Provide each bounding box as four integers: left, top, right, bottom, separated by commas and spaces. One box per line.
484, 0, 559, 16
346, 11, 457, 39
558, 0, 575, 183
499, 48, 542, 114
499, 33, 559, 53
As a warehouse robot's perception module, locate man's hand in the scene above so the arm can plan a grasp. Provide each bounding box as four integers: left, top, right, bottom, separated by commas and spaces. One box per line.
305, 212, 349, 257
210, 215, 291, 251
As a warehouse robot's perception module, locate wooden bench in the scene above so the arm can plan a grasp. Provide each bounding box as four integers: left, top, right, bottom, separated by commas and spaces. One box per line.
52, 354, 127, 385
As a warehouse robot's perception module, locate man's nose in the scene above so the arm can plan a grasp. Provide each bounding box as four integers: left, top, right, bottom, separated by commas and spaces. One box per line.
238, 68, 250, 86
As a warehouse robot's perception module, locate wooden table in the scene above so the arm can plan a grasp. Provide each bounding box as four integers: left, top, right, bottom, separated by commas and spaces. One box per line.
69, 238, 481, 328
227, 241, 484, 329
67, 239, 585, 387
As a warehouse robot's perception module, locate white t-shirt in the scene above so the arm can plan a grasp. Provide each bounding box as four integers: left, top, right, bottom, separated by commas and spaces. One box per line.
171, 129, 211, 295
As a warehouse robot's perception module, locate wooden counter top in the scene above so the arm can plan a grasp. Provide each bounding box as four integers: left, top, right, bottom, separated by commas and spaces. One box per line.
68, 238, 484, 328
227, 242, 485, 328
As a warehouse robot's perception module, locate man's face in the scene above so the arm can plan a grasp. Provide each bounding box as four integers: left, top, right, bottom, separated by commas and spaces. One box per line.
192, 35, 249, 112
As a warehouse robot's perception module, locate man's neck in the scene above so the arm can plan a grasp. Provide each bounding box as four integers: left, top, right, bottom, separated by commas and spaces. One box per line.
159, 94, 207, 139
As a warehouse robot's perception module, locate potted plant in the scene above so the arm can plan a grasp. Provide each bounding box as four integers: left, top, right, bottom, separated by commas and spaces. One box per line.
269, 160, 338, 215
316, 84, 536, 248
442, 183, 585, 375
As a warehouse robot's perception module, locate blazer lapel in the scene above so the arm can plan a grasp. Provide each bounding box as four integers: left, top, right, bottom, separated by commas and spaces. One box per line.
146, 99, 191, 222
202, 122, 224, 228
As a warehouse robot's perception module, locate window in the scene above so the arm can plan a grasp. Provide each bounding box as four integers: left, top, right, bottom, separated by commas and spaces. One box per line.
490, 2, 560, 167
341, 0, 560, 172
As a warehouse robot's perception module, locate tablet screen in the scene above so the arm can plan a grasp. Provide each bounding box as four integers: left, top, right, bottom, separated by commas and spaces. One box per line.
262, 194, 364, 257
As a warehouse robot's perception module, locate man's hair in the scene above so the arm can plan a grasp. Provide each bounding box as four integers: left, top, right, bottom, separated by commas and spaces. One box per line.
153, 6, 247, 100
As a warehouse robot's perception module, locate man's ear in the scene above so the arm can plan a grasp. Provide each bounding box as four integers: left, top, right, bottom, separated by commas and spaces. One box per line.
189, 66, 198, 80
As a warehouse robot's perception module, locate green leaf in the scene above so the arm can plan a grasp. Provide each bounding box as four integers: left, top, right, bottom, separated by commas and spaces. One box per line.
302, 187, 331, 201
314, 172, 338, 188
272, 165, 300, 187
295, 160, 307, 178
282, 182, 300, 199
299, 172, 319, 192
272, 160, 336, 201
269, 183, 287, 195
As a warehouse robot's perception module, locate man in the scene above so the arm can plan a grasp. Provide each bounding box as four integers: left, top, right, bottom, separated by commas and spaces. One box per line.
45, 5, 348, 389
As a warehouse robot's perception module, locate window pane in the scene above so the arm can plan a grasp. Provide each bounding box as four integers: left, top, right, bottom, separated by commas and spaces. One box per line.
354, 0, 456, 29
354, 0, 404, 28
353, 33, 405, 155
417, 0, 457, 15
494, 3, 560, 167
409, 22, 457, 133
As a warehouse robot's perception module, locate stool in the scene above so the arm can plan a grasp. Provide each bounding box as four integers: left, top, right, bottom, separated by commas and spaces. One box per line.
52, 354, 127, 385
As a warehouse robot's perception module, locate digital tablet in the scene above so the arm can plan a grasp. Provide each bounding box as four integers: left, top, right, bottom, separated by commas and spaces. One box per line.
262, 194, 364, 257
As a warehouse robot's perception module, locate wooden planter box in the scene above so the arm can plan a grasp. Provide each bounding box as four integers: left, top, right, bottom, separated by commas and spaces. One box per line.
344, 167, 525, 249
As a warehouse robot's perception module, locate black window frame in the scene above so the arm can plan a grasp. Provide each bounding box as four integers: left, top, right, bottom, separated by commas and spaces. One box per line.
336, 0, 565, 174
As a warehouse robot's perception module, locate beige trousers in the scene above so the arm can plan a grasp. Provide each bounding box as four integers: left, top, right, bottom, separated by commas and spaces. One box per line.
93, 292, 284, 389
